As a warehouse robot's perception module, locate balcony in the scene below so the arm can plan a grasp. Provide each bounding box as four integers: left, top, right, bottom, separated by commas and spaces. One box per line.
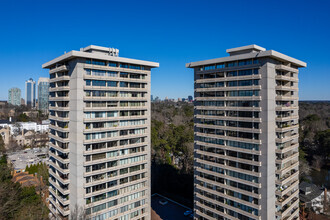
49, 133, 69, 143
49, 65, 69, 74
49, 115, 69, 122
275, 197, 299, 218
275, 105, 298, 111
275, 75, 298, 82
48, 195, 70, 217
276, 124, 299, 132
275, 96, 298, 101
49, 86, 70, 92
195, 74, 262, 84
195, 123, 261, 134
49, 142, 69, 153
49, 96, 70, 101
49, 124, 69, 133
195, 85, 261, 93
194, 105, 262, 112
49, 187, 70, 206
196, 167, 261, 188
195, 175, 261, 200
275, 85, 298, 91
275, 134, 299, 143
49, 151, 69, 164
195, 114, 262, 123
195, 140, 261, 156
276, 143, 299, 154
195, 96, 261, 101
49, 178, 69, 195
49, 106, 70, 111
276, 170, 299, 186
196, 149, 261, 166
276, 189, 299, 207
275, 65, 299, 73
276, 180, 299, 197
49, 169, 70, 184
49, 75, 70, 83
275, 152, 299, 165
49, 160, 69, 174
276, 161, 299, 176
196, 131, 261, 144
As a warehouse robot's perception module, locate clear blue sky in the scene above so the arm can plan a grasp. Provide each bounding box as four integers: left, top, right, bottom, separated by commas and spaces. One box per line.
0, 0, 329, 100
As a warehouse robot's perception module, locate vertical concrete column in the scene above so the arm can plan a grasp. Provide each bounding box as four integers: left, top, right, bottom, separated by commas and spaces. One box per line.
260, 63, 276, 219
146, 70, 151, 220
69, 58, 85, 213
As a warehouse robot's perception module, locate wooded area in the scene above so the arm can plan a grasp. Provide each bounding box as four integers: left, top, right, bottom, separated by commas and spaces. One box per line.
151, 101, 330, 207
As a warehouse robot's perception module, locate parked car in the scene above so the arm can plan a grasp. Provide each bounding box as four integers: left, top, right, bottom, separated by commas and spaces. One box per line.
159, 200, 168, 205
184, 210, 193, 216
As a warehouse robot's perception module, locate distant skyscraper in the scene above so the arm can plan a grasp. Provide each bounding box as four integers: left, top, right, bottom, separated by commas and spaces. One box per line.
43, 45, 158, 219
38, 77, 50, 112
187, 45, 306, 220
151, 95, 154, 102
8, 87, 21, 106
188, 95, 193, 102
25, 78, 36, 108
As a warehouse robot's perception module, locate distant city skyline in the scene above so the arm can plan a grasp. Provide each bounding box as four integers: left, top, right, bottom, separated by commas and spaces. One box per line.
0, 0, 330, 100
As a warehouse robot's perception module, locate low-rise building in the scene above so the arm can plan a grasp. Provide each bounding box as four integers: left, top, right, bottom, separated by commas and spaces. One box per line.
300, 181, 330, 214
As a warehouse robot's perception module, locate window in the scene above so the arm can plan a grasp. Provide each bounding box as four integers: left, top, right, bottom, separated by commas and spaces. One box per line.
120, 82, 129, 87
92, 60, 106, 66
120, 72, 129, 78
120, 63, 128, 68
227, 61, 237, 67
108, 71, 117, 77
238, 59, 252, 66
130, 64, 141, 70
204, 65, 215, 70
107, 81, 117, 87
216, 63, 225, 69
109, 62, 117, 67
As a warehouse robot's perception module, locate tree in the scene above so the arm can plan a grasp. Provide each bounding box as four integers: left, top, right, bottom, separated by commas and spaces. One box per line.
0, 135, 6, 155
17, 113, 29, 122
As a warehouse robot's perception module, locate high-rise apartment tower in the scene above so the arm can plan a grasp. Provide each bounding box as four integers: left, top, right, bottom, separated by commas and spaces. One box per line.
38, 77, 50, 113
8, 87, 21, 106
186, 45, 306, 220
25, 78, 36, 108
43, 45, 158, 220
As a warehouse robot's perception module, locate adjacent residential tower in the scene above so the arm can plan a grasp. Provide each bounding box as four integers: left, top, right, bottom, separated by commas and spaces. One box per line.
186, 45, 306, 220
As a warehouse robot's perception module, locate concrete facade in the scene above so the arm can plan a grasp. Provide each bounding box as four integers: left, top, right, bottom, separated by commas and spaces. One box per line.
186, 45, 306, 220
43, 45, 158, 220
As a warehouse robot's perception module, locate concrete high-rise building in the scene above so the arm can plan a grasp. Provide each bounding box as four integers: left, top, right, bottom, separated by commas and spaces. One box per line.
38, 77, 50, 113
8, 87, 21, 106
43, 45, 158, 220
25, 78, 36, 108
186, 45, 306, 220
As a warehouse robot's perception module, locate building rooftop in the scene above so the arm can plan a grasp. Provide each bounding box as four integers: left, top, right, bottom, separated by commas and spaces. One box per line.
299, 181, 323, 203
186, 44, 306, 68
226, 44, 266, 55
42, 45, 159, 69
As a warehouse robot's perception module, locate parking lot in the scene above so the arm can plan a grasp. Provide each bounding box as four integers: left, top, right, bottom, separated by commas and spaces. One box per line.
151, 194, 193, 220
